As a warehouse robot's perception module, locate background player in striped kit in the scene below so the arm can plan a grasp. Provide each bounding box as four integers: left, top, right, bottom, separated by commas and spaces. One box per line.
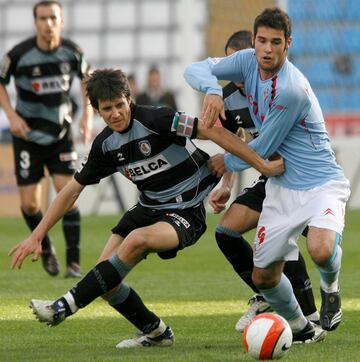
209, 29, 325, 342
0, 1, 93, 277
9, 68, 283, 349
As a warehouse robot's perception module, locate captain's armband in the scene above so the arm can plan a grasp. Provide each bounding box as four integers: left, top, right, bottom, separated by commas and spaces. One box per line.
171, 112, 198, 138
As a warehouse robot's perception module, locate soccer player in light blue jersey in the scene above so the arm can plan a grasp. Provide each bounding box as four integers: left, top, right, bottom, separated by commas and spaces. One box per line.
209, 29, 325, 343
184, 7, 350, 341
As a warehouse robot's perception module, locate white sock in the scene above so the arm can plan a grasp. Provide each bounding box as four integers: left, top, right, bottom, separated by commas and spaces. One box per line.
306, 311, 320, 323
63, 291, 79, 314
146, 319, 166, 338
288, 314, 309, 333
320, 279, 339, 293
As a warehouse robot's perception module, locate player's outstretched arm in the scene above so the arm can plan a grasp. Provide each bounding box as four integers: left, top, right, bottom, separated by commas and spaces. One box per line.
197, 121, 284, 177
8, 178, 85, 269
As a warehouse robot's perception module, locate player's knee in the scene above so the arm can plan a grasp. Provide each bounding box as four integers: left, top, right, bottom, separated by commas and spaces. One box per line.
308, 242, 333, 266
252, 268, 278, 289
21, 202, 40, 215
125, 229, 151, 255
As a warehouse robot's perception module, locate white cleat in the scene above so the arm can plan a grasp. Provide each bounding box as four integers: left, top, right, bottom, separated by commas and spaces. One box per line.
116, 326, 175, 348
235, 294, 273, 332
30, 299, 66, 327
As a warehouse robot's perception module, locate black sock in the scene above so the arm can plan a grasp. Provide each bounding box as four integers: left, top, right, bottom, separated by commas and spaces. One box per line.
283, 253, 317, 316
111, 287, 160, 334
69, 259, 124, 308
215, 229, 259, 293
62, 208, 81, 266
21, 209, 53, 252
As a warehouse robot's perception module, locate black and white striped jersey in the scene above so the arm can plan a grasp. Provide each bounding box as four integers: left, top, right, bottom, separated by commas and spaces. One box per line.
221, 82, 258, 138
0, 37, 89, 145
75, 103, 220, 210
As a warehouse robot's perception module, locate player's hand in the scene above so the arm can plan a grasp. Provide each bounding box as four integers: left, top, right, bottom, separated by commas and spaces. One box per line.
208, 153, 227, 178
79, 115, 93, 144
208, 186, 231, 213
8, 236, 42, 270
8, 113, 30, 140
201, 94, 225, 128
263, 155, 284, 177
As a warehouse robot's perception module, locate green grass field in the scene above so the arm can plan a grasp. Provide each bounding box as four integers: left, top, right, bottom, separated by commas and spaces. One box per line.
1, 210, 360, 361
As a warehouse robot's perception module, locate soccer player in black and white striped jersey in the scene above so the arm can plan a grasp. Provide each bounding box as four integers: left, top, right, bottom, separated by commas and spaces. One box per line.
0, 1, 93, 277
9, 68, 283, 348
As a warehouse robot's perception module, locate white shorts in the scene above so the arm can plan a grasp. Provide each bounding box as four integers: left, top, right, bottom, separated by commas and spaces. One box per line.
253, 178, 350, 268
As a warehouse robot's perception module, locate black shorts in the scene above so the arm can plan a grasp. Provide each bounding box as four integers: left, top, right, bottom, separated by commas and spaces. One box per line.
12, 129, 77, 185
233, 175, 267, 213
112, 202, 207, 260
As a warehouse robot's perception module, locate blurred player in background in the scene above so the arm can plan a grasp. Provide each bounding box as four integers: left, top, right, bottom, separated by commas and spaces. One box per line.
208, 29, 325, 342
185, 7, 350, 340
9, 68, 283, 348
0, 0, 93, 277
136, 66, 178, 110
127, 73, 138, 100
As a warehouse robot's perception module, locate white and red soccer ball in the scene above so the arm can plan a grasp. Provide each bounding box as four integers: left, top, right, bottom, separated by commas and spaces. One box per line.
243, 313, 292, 360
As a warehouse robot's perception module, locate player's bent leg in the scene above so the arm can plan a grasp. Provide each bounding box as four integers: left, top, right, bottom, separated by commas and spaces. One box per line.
117, 222, 180, 265
215, 203, 270, 331
307, 228, 343, 331
253, 265, 322, 343
215, 225, 258, 293
29, 226, 178, 328
30, 246, 133, 326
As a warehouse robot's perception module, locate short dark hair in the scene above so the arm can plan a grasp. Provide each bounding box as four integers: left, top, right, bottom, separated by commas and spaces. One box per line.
148, 66, 160, 76
225, 30, 253, 54
127, 73, 136, 82
33, 1, 63, 19
84, 69, 131, 110
254, 7, 292, 40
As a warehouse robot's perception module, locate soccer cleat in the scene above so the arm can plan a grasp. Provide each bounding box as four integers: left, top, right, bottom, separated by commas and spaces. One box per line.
320, 288, 342, 331
64, 262, 82, 278
292, 321, 315, 343
235, 294, 273, 332
41, 249, 60, 276
30, 299, 66, 327
116, 326, 175, 348
292, 321, 327, 344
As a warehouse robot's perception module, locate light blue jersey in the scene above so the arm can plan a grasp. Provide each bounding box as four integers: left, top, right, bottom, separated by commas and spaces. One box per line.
184, 49, 346, 190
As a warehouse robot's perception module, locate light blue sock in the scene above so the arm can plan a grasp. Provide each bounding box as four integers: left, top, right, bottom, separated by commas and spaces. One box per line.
317, 234, 342, 293
107, 283, 131, 306
259, 274, 307, 331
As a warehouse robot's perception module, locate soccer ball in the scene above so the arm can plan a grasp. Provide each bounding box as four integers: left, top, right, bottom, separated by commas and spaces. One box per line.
243, 313, 292, 360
